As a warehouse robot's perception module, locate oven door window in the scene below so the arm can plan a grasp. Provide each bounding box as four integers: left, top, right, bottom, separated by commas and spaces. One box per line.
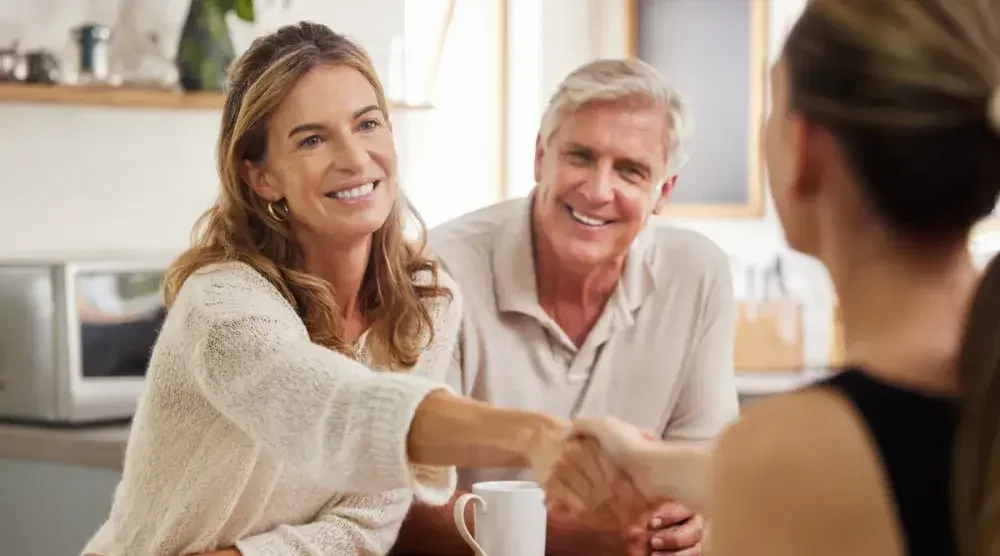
76, 271, 167, 378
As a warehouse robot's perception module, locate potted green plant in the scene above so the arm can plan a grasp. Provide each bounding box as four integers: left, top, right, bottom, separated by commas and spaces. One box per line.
176, 0, 290, 92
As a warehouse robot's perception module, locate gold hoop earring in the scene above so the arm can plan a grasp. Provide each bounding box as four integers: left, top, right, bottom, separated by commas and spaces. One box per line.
266, 200, 287, 222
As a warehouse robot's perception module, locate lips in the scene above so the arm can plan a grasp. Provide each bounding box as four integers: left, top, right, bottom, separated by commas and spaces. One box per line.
326, 180, 379, 200
567, 205, 612, 227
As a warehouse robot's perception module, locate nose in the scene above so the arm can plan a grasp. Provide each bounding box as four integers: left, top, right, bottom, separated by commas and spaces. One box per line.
578, 162, 615, 203
330, 133, 369, 174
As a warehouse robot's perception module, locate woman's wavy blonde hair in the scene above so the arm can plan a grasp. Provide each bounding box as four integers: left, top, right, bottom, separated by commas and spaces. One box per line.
164, 22, 450, 370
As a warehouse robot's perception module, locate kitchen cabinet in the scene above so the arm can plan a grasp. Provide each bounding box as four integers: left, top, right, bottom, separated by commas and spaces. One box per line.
0, 423, 127, 556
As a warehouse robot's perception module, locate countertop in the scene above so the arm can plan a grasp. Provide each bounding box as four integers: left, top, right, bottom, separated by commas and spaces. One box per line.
0, 422, 129, 469
734, 368, 833, 396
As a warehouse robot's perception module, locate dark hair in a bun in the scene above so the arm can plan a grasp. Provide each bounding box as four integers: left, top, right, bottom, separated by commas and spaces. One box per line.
783, 0, 1000, 238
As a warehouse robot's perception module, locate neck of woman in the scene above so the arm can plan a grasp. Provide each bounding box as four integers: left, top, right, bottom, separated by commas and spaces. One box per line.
299, 233, 373, 323
827, 237, 977, 394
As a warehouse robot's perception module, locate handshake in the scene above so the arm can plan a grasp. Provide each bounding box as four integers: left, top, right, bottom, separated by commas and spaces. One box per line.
527, 417, 711, 548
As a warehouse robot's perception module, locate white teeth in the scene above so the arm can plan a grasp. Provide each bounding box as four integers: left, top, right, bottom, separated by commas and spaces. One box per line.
570, 209, 607, 227
331, 182, 375, 199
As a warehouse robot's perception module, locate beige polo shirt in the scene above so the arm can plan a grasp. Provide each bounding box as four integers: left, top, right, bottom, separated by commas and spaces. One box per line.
429, 196, 739, 488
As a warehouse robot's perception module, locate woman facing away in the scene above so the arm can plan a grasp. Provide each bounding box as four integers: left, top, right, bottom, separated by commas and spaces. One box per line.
83, 22, 567, 556
545, 0, 1000, 555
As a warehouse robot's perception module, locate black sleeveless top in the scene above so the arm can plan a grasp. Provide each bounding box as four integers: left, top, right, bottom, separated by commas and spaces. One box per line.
820, 368, 960, 556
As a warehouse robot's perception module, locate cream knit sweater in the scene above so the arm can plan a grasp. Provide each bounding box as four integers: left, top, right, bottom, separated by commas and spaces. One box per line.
82, 262, 461, 556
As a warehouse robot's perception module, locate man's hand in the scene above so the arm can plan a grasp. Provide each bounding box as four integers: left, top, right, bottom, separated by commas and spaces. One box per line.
625, 502, 704, 556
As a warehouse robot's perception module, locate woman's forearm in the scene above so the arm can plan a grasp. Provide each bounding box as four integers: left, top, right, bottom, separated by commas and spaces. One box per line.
407, 391, 566, 468
633, 443, 713, 515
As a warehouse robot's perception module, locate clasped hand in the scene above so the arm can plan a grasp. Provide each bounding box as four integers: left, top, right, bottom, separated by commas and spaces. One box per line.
531, 417, 705, 555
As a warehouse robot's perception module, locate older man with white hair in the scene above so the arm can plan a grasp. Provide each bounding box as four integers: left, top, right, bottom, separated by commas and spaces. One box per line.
393, 59, 738, 556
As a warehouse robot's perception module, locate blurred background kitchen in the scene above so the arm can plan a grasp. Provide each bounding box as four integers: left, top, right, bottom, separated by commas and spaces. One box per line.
1, 0, 999, 554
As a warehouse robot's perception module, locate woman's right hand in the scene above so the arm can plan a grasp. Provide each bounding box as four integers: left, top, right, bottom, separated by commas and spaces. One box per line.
574, 417, 657, 460
520, 414, 643, 526
543, 430, 658, 531
559, 417, 713, 516
522, 415, 572, 485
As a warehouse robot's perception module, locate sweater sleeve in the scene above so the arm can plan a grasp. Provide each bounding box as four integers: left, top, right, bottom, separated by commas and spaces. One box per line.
180, 264, 456, 497
230, 270, 464, 556
234, 489, 413, 556
401, 270, 463, 504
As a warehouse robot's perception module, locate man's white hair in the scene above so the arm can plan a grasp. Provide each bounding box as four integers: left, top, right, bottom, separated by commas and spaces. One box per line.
539, 58, 692, 184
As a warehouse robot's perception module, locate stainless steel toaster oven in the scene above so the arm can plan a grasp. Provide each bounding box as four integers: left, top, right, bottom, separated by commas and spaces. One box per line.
0, 257, 171, 424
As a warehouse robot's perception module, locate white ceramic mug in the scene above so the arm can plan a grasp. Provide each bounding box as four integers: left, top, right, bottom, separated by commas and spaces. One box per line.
452, 480, 547, 556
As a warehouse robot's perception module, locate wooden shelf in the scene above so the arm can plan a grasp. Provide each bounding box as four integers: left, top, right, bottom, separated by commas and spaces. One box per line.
0, 82, 224, 110
0, 82, 437, 112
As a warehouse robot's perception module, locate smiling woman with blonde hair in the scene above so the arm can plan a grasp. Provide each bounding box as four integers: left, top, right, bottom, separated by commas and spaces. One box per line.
82, 22, 568, 556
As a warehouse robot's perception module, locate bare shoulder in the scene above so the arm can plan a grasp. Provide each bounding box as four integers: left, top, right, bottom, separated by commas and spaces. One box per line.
709, 388, 903, 556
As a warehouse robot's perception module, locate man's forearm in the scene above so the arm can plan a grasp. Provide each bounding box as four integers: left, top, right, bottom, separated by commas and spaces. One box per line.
392, 495, 473, 556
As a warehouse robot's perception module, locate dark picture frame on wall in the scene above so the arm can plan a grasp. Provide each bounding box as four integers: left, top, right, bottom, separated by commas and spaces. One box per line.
626, 0, 770, 218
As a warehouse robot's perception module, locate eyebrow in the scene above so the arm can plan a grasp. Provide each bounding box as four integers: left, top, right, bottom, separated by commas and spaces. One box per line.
353, 104, 381, 119
286, 104, 382, 138
287, 123, 325, 138
618, 157, 652, 176
565, 142, 652, 174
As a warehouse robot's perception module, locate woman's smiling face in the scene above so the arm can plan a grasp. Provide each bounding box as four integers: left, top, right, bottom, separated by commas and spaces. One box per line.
244, 63, 398, 246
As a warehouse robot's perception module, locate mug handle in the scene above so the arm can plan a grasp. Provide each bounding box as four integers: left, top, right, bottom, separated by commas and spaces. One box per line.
453, 493, 488, 556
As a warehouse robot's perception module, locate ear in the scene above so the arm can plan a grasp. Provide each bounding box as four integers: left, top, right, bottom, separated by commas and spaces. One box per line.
653, 175, 678, 214
789, 115, 824, 200
534, 133, 545, 184
240, 159, 282, 202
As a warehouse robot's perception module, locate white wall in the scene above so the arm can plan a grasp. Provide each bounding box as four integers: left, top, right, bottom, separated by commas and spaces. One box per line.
0, 0, 502, 255
504, 0, 633, 200
395, 0, 504, 227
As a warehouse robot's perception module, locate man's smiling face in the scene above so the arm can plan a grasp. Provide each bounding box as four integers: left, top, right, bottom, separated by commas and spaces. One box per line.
533, 97, 670, 270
